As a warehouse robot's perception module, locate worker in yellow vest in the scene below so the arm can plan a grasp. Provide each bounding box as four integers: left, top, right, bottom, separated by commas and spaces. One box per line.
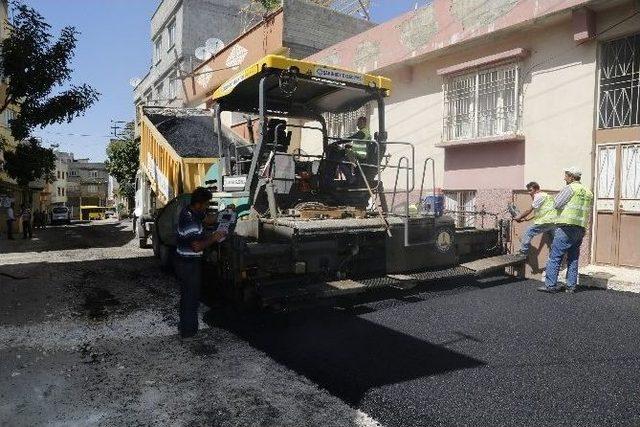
514, 181, 556, 254
539, 167, 593, 294
323, 116, 371, 187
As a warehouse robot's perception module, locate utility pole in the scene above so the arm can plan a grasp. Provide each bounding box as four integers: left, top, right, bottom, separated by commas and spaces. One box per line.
110, 120, 127, 138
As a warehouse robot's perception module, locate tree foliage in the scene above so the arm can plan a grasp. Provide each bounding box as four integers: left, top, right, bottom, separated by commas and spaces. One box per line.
0, 2, 100, 140
253, 0, 282, 10
105, 122, 138, 200
4, 138, 56, 188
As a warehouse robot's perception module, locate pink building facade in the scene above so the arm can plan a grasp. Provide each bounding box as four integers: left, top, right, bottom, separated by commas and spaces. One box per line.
305, 0, 640, 272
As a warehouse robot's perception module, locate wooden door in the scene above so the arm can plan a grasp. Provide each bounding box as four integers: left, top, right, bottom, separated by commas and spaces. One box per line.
594, 143, 640, 267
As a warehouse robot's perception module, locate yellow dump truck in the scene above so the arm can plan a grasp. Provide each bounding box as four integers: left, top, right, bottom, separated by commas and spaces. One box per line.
133, 107, 246, 249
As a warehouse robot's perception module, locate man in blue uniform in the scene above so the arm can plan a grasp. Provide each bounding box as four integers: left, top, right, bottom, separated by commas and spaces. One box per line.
175, 187, 226, 338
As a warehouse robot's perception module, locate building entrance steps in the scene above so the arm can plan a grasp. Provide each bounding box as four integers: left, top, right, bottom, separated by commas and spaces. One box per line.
556, 265, 640, 293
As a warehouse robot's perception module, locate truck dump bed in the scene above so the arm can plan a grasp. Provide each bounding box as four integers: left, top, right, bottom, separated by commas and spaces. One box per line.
139, 107, 247, 204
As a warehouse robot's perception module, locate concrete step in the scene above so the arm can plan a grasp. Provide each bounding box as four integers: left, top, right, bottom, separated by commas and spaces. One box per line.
461, 253, 526, 277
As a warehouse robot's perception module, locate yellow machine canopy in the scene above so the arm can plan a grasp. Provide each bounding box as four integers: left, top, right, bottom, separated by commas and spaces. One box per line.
210, 55, 392, 117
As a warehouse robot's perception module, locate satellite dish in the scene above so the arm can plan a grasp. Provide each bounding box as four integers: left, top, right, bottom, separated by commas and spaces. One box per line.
195, 46, 209, 61
129, 77, 142, 87
205, 38, 225, 55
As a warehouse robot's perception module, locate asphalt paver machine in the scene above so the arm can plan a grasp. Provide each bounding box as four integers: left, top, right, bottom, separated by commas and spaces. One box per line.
168, 55, 524, 308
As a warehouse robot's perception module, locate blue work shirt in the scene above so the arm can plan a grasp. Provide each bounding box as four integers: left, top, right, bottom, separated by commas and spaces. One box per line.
176, 206, 206, 258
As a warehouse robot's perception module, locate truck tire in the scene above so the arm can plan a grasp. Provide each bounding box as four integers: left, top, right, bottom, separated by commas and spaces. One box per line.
135, 217, 151, 249
158, 242, 174, 274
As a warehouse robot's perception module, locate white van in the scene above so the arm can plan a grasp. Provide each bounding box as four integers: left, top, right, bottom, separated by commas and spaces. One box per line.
51, 206, 71, 225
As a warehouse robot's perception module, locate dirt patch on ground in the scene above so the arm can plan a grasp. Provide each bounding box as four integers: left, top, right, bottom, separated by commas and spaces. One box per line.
0, 222, 380, 427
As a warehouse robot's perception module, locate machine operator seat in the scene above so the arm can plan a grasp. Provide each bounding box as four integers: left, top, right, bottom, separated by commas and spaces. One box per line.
265, 119, 292, 153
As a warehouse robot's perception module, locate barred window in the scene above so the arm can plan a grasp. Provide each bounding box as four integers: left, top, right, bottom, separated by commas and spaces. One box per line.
599, 33, 640, 129
443, 64, 520, 141
444, 190, 476, 228
324, 104, 371, 138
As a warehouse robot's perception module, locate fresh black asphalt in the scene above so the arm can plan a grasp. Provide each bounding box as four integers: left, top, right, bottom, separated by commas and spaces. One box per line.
209, 277, 640, 426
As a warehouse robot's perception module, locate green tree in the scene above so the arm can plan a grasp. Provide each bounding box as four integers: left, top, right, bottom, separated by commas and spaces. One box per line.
248, 0, 281, 11
0, 2, 100, 141
105, 122, 138, 204
4, 138, 56, 201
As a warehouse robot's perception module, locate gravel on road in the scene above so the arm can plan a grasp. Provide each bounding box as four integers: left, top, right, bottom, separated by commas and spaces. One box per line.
0, 220, 379, 427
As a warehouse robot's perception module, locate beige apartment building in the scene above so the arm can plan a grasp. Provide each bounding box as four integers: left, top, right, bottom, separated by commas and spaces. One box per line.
303, 0, 640, 273
49, 153, 70, 206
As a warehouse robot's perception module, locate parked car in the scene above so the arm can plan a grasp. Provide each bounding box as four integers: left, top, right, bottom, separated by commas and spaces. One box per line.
51, 206, 71, 225
104, 210, 116, 218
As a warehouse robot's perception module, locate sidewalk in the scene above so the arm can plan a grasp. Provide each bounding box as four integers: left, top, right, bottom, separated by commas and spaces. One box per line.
557, 264, 640, 293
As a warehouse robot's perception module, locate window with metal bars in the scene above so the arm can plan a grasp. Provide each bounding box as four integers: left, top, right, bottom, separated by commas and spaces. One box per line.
443, 63, 520, 141
323, 104, 371, 138
444, 190, 477, 228
598, 33, 640, 129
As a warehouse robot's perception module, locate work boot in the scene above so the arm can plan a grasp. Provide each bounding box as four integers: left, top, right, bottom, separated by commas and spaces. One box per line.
537, 285, 562, 293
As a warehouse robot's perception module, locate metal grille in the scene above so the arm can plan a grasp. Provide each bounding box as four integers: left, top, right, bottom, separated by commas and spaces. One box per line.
324, 105, 369, 138
596, 145, 616, 212
622, 144, 640, 200
444, 190, 477, 228
443, 64, 520, 141
599, 33, 640, 129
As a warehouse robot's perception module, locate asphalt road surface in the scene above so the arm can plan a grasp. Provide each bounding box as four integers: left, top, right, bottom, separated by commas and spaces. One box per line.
2, 220, 640, 426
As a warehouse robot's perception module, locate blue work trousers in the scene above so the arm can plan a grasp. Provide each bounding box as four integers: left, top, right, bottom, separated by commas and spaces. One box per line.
520, 223, 555, 254
545, 225, 585, 289
175, 256, 203, 338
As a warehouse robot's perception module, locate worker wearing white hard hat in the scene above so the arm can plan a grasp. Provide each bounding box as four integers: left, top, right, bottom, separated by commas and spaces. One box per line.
538, 166, 593, 294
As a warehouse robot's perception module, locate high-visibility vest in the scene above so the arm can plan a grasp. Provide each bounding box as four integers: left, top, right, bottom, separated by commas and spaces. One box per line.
350, 127, 371, 160
555, 182, 593, 228
533, 192, 556, 225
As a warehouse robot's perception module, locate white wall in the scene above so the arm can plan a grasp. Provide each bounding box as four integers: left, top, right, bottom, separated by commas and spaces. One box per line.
373, 61, 446, 191
520, 21, 597, 190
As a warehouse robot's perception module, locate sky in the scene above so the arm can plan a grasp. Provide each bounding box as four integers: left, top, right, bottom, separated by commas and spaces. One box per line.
24, 0, 426, 162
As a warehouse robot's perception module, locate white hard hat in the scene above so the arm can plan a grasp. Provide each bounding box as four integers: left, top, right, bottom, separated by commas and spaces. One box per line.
563, 166, 582, 177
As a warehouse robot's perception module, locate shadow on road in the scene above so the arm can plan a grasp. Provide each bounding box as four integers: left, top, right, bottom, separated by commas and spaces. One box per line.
203, 276, 519, 406
208, 306, 485, 405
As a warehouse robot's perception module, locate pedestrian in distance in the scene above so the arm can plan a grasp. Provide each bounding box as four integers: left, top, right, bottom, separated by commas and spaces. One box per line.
514, 182, 556, 254
539, 167, 593, 294
6, 202, 15, 240
20, 205, 33, 239
175, 187, 227, 339
33, 209, 41, 229
40, 209, 47, 229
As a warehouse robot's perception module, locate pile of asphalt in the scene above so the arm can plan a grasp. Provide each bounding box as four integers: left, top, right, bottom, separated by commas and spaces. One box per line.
146, 112, 247, 158
210, 278, 640, 426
